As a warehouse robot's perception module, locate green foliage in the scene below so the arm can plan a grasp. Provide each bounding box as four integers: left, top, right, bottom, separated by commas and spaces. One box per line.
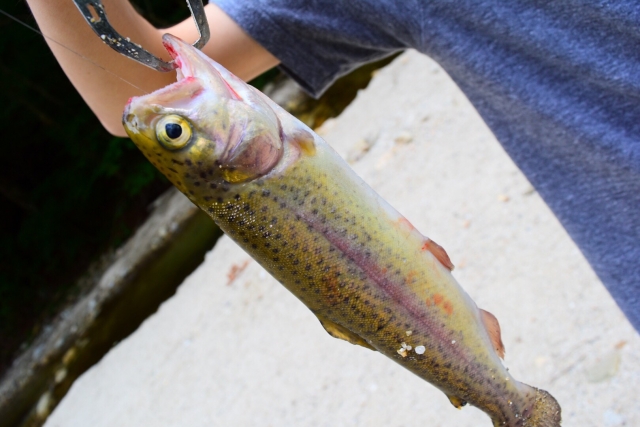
0, 0, 279, 377
0, 1, 194, 374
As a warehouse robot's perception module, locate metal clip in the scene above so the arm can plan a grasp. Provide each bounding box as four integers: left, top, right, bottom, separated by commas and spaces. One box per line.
73, 0, 210, 72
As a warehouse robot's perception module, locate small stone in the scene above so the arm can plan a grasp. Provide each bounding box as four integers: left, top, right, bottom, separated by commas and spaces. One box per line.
586, 350, 621, 383
405, 330, 413, 336
397, 348, 407, 357
62, 347, 77, 366
415, 346, 426, 355
54, 367, 67, 384
35, 391, 53, 418
394, 131, 413, 144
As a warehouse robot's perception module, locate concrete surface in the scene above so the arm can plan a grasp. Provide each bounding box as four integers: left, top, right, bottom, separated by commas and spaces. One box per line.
45, 51, 639, 427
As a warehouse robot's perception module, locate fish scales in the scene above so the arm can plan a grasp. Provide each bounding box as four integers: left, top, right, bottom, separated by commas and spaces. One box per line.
206, 149, 523, 421
123, 35, 561, 426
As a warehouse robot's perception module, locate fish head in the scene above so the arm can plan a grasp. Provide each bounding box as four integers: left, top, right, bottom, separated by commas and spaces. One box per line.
123, 34, 284, 198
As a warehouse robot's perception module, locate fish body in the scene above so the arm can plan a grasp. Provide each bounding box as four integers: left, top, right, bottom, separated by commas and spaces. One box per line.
123, 35, 561, 426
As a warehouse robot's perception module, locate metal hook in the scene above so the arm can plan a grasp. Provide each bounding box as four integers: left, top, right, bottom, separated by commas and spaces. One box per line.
73, 0, 210, 72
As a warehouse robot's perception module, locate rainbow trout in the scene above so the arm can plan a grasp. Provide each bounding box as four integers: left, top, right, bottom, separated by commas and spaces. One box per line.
123, 35, 561, 426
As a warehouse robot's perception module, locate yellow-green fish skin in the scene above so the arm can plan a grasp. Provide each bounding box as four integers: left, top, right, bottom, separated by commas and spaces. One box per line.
123, 35, 561, 427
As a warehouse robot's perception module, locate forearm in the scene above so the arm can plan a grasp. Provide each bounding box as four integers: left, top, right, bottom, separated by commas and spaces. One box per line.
26, 0, 279, 137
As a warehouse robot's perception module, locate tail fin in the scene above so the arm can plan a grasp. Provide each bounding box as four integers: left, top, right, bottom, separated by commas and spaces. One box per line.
527, 387, 562, 426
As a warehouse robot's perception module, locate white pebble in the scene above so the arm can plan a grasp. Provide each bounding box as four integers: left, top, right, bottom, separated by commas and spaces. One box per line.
405, 330, 413, 336
415, 345, 426, 355
452, 340, 456, 344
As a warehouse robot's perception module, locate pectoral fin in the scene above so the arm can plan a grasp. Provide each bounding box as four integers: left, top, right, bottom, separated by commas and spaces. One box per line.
316, 315, 376, 351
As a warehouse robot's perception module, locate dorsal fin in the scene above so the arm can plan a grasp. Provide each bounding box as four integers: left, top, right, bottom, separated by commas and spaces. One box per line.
480, 309, 505, 359
421, 238, 454, 271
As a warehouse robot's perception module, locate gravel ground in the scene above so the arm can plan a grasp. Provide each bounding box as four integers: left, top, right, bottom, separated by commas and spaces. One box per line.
45, 51, 639, 427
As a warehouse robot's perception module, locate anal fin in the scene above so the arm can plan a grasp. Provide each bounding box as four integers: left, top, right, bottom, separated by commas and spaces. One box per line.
480, 309, 505, 359
316, 314, 376, 351
446, 394, 467, 409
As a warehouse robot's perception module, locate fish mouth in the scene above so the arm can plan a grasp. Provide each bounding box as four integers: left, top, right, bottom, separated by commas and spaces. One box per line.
161, 33, 238, 98
162, 34, 197, 81
123, 34, 227, 133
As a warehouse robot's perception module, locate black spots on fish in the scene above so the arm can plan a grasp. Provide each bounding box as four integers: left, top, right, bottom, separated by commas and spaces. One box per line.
209, 183, 218, 189
204, 196, 212, 202
193, 181, 201, 187
221, 183, 230, 192
216, 197, 223, 203
280, 184, 287, 190
172, 159, 184, 166
262, 189, 271, 197
234, 194, 241, 200
251, 244, 257, 249
261, 206, 268, 213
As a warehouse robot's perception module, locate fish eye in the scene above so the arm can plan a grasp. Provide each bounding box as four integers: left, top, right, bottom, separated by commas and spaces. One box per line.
155, 115, 192, 150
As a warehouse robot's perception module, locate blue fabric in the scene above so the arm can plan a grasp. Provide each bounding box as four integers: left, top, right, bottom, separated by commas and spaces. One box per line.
214, 0, 640, 330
